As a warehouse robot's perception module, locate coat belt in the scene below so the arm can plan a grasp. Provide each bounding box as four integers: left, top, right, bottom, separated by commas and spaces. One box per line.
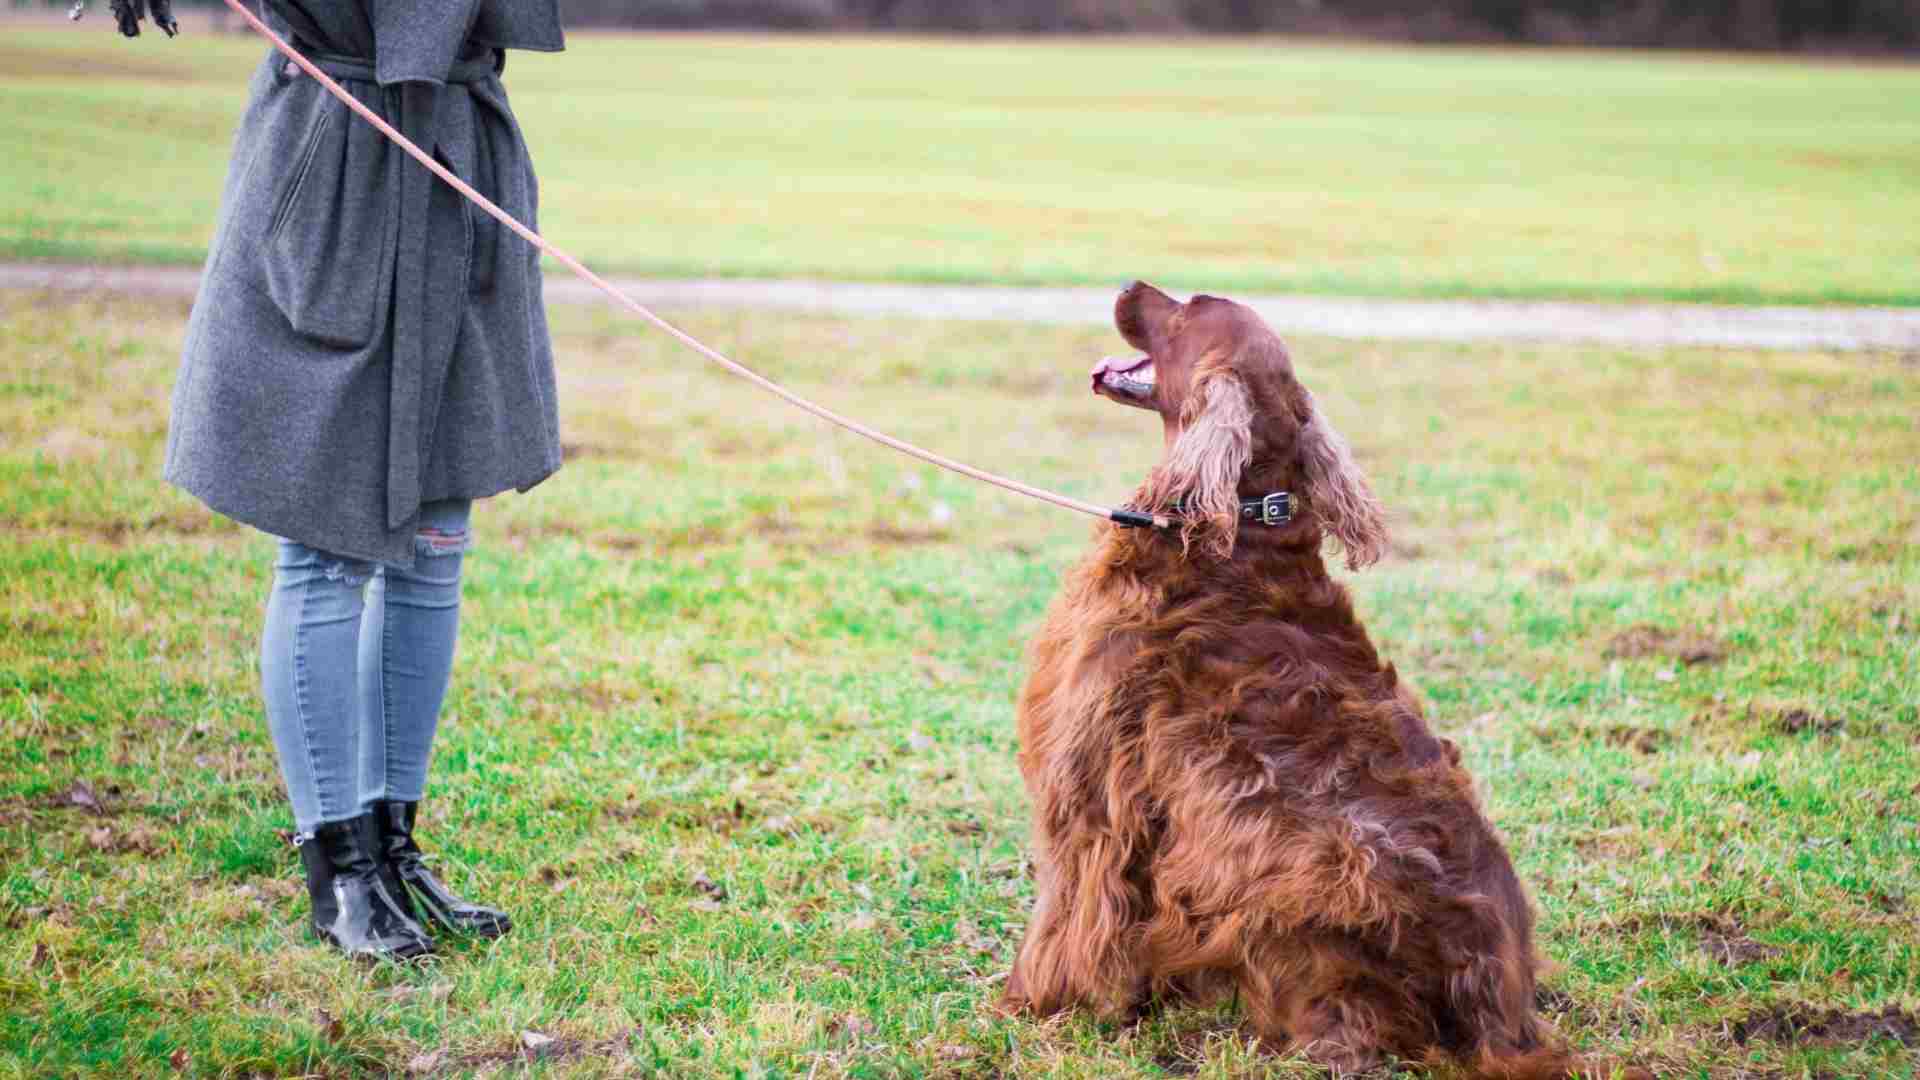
305, 48, 511, 531
305, 48, 502, 85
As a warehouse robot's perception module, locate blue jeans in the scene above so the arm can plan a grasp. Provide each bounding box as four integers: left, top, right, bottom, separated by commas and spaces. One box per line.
260, 499, 472, 833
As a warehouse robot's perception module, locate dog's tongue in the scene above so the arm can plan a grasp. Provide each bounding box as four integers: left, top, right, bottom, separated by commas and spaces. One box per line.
1090, 354, 1152, 393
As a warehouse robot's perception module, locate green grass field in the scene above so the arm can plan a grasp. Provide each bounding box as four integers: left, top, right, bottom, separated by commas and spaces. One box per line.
2, 290, 1916, 1076
4, 21, 1920, 305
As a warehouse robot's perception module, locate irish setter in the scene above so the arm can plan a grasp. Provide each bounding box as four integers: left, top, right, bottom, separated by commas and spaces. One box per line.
1002, 283, 1637, 1078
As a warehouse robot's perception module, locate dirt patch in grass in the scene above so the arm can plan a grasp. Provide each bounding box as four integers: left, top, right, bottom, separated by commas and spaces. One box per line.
1603, 725, 1673, 754
36, 778, 126, 816
1697, 927, 1782, 967
1534, 565, 1574, 586
1731, 1004, 1920, 1048
1829, 533, 1919, 565
600, 793, 762, 836
865, 524, 953, 546
1603, 625, 1727, 666
1688, 698, 1866, 744
2, 510, 235, 547
1611, 912, 1782, 967
1775, 707, 1846, 736
1525, 722, 1672, 754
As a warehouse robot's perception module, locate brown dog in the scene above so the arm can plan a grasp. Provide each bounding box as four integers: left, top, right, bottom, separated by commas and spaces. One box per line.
1002, 283, 1633, 1078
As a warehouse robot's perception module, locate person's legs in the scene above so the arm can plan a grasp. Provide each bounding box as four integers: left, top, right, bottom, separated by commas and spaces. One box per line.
357, 498, 472, 809
261, 540, 374, 833
261, 539, 431, 958
356, 498, 511, 937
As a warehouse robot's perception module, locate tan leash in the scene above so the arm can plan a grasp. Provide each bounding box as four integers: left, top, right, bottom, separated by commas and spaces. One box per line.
219, 0, 1172, 532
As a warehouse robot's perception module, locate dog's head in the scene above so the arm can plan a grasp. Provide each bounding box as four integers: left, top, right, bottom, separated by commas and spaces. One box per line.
1092, 281, 1387, 568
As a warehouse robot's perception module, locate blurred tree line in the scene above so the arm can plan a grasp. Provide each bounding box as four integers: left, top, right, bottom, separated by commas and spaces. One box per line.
20, 0, 1917, 49
556, 0, 1919, 48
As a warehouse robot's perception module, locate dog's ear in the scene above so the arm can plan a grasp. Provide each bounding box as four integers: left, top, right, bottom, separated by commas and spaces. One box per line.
1114, 281, 1178, 353
1147, 368, 1253, 558
1297, 392, 1388, 570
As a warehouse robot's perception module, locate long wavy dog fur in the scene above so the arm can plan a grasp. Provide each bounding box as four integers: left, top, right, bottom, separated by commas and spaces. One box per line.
1001, 283, 1644, 1079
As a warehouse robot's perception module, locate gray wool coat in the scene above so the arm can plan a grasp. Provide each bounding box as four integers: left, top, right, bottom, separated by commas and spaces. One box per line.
164, 0, 566, 568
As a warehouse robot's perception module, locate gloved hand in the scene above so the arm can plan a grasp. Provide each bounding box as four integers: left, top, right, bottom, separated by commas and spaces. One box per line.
68, 0, 179, 38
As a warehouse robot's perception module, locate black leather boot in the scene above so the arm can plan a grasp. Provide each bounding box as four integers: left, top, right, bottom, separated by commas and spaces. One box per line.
296, 815, 433, 960
372, 800, 512, 938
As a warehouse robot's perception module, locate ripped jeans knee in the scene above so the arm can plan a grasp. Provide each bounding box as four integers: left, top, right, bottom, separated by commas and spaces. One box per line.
413, 499, 474, 560
415, 526, 471, 558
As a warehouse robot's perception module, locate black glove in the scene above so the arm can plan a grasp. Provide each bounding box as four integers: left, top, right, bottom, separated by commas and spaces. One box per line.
70, 0, 178, 38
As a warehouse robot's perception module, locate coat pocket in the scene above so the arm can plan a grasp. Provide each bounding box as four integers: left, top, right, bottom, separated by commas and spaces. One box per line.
261, 94, 390, 350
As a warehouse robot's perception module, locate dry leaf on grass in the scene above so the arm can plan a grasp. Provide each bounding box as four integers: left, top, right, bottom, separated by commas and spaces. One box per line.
62, 780, 104, 813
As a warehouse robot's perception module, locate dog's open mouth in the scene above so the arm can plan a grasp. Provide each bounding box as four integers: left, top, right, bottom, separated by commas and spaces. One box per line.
1090, 354, 1156, 409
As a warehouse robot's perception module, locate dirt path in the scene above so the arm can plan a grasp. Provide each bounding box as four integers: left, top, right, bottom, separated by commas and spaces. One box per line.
7, 262, 1918, 352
